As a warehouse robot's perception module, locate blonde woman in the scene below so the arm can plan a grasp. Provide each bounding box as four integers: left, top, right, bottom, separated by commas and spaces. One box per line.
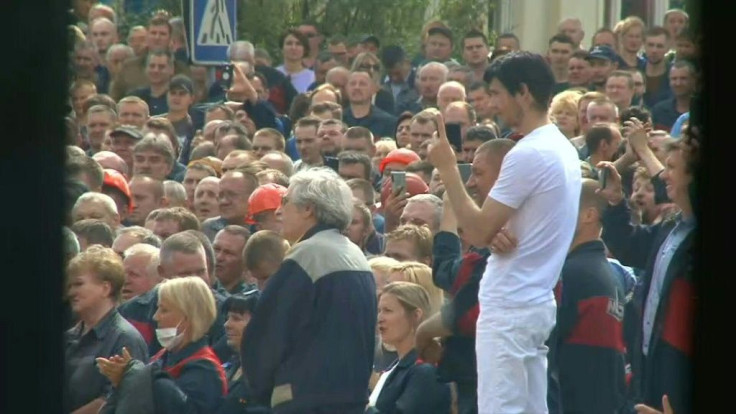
387, 261, 444, 315
550, 89, 584, 139
368, 256, 403, 379
367, 282, 451, 413
97, 276, 227, 413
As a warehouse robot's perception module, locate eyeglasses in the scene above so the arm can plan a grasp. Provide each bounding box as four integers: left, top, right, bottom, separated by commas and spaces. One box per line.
359, 64, 381, 71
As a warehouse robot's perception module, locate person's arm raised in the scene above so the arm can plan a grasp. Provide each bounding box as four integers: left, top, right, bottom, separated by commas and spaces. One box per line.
427, 110, 514, 247
226, 62, 258, 105
626, 118, 665, 177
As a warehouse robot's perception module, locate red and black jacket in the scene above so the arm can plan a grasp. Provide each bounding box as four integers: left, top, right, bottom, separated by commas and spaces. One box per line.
432, 231, 490, 384
555, 240, 627, 414
602, 200, 696, 413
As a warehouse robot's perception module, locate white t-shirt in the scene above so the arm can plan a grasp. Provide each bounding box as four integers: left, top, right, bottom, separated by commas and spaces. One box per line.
276, 65, 315, 94
482, 123, 582, 307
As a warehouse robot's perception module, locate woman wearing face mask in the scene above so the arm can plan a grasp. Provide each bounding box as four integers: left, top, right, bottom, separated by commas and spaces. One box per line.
366, 282, 450, 413
65, 246, 148, 414
97, 276, 227, 413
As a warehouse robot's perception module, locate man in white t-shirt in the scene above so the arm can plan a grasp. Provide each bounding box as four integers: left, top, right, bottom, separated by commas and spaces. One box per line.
428, 51, 581, 413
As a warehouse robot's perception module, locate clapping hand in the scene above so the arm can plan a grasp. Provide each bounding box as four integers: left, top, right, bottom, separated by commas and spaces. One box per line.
96, 347, 133, 388
623, 118, 650, 158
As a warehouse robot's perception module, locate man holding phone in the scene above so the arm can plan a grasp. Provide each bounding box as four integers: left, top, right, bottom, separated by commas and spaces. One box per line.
428, 52, 581, 413
583, 123, 623, 180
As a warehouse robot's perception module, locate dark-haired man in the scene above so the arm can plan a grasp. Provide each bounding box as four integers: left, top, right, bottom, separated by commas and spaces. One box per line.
462, 30, 490, 82
381, 46, 418, 116
641, 27, 673, 109
130, 51, 175, 116
547, 34, 575, 94
429, 52, 582, 413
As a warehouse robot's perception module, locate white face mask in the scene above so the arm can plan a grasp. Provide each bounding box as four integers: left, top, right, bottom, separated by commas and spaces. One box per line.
156, 322, 184, 350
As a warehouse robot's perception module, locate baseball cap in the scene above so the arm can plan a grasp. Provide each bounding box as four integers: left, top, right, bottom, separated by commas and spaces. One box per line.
169, 74, 194, 94
379, 148, 421, 174
102, 169, 134, 213
586, 45, 618, 62
110, 125, 143, 141
247, 183, 288, 223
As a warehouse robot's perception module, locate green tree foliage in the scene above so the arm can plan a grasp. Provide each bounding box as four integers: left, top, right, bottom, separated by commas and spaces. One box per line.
120, 0, 495, 62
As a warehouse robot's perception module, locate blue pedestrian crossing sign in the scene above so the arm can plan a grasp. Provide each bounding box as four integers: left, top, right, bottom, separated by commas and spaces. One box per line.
189, 0, 237, 65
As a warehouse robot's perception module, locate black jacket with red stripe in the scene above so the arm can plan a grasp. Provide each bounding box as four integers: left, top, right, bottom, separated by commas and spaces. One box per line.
602, 201, 695, 414
556, 240, 627, 414
432, 231, 490, 384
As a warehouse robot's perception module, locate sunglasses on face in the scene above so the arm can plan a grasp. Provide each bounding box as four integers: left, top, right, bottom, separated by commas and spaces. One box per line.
359, 64, 381, 71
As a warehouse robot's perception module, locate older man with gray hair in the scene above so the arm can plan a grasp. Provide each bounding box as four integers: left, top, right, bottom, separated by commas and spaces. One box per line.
242, 167, 377, 413
72, 192, 120, 230
437, 80, 467, 112
121, 243, 161, 301
398, 61, 449, 114
399, 193, 444, 235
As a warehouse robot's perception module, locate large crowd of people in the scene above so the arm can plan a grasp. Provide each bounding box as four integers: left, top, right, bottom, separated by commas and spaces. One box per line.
63, 1, 700, 413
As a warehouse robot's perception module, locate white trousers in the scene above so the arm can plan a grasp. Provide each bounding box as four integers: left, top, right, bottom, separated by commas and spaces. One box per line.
476, 300, 557, 414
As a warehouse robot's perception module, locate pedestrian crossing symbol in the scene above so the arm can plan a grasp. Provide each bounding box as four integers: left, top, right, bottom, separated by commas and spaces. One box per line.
188, 0, 237, 65
198, 0, 233, 46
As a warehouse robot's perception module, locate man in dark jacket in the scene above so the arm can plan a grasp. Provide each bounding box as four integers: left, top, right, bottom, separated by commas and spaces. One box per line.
416, 138, 515, 414
555, 179, 627, 413
597, 128, 696, 414
242, 168, 377, 413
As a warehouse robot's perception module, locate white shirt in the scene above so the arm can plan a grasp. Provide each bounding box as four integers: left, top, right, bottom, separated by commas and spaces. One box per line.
276, 65, 315, 94
481, 123, 582, 307
368, 362, 398, 407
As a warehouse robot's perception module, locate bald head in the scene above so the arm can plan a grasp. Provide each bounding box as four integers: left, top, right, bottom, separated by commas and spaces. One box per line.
222, 150, 258, 173
437, 81, 467, 112
260, 151, 294, 177
203, 120, 226, 142
326, 66, 350, 92
128, 175, 166, 226
558, 17, 584, 47
93, 151, 129, 176
90, 17, 118, 55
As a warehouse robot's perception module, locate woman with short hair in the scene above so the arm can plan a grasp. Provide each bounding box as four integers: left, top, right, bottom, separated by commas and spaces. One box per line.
65, 245, 148, 413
